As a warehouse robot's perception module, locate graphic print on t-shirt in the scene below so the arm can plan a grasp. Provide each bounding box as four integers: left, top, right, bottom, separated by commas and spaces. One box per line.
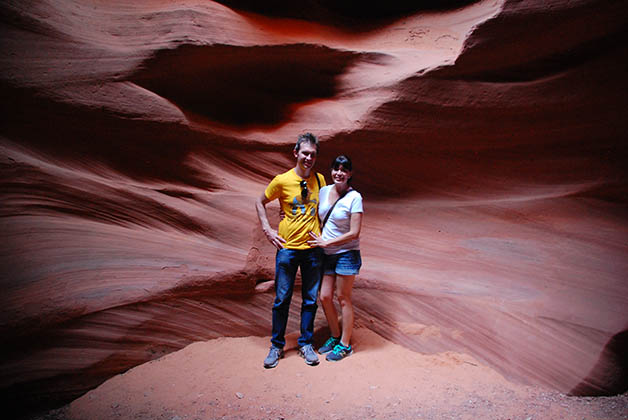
291, 196, 318, 217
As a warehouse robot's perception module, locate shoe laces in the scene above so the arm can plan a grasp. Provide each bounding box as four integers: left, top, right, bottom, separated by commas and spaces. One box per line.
324, 337, 339, 347
332, 343, 349, 355
302, 344, 315, 356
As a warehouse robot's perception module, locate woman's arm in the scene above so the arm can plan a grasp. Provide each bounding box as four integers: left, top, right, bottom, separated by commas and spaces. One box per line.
308, 212, 362, 248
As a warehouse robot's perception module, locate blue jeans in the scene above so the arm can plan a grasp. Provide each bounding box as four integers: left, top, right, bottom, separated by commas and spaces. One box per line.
271, 247, 323, 348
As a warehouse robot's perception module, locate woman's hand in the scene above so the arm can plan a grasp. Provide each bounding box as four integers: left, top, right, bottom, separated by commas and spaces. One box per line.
308, 232, 329, 248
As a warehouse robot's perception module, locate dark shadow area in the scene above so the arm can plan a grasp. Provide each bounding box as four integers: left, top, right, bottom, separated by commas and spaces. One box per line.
0, 160, 213, 236
0, 275, 273, 419
452, 27, 628, 83
215, 0, 480, 27
0, 82, 218, 189
131, 44, 369, 128
569, 329, 628, 397
315, 123, 628, 201
432, 0, 628, 82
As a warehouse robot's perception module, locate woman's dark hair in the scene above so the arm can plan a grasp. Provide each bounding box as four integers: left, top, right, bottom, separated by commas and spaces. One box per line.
331, 155, 353, 183
331, 155, 352, 171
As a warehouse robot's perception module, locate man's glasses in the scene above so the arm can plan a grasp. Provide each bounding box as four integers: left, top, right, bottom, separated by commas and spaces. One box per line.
300, 180, 308, 201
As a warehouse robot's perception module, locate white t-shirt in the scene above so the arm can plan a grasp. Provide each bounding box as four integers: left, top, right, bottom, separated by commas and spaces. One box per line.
318, 185, 363, 255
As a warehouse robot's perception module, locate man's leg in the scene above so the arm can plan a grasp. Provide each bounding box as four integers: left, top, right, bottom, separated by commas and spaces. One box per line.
271, 248, 298, 349
298, 247, 324, 347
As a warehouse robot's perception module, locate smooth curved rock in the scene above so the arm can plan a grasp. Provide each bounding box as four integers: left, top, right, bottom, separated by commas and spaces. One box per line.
1, 0, 627, 415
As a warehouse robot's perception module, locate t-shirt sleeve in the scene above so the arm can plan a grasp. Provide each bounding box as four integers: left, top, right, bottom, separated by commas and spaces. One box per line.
350, 192, 363, 213
265, 175, 282, 201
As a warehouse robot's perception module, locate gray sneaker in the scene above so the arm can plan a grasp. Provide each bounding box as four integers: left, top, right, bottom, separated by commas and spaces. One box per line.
298, 344, 320, 366
263, 346, 284, 369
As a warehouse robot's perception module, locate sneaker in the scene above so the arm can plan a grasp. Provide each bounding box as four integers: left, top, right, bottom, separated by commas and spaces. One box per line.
326, 343, 353, 362
318, 336, 340, 354
298, 344, 320, 366
263, 346, 284, 369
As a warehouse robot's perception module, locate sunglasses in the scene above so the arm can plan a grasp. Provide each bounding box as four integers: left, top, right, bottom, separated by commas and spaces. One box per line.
300, 180, 308, 201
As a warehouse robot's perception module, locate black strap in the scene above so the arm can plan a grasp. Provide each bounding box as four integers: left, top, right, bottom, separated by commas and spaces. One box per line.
315, 173, 323, 226
321, 189, 348, 228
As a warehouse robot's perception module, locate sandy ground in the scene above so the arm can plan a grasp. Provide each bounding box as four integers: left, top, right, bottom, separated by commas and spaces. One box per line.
40, 328, 627, 420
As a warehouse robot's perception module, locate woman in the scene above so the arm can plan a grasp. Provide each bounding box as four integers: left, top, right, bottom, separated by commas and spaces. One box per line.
308, 155, 363, 361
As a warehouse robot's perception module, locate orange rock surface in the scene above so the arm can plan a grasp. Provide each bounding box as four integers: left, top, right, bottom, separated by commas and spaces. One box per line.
1, 0, 627, 415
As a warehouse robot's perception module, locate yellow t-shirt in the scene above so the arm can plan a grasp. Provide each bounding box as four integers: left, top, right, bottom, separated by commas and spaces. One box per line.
265, 169, 326, 250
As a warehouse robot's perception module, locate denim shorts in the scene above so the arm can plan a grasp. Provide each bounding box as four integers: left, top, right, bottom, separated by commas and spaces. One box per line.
323, 250, 362, 276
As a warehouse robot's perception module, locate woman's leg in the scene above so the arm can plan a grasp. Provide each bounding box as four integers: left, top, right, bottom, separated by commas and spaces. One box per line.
319, 274, 340, 338
336, 274, 356, 347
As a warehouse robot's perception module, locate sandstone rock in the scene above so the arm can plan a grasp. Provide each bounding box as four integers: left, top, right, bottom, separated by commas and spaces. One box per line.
0, 0, 626, 415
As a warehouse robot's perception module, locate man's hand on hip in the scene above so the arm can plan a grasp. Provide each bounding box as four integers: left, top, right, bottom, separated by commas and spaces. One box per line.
265, 228, 286, 249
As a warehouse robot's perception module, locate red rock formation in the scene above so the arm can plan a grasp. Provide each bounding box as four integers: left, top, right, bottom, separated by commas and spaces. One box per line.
1, 0, 627, 415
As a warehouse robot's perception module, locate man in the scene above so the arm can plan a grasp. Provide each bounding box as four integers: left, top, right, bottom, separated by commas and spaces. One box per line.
255, 132, 326, 368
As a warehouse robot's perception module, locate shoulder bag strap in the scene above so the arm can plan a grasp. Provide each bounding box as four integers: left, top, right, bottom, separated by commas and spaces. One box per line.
315, 173, 323, 225
321, 189, 349, 228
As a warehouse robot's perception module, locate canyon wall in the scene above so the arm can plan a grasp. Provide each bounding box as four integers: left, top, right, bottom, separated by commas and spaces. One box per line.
1, 0, 627, 414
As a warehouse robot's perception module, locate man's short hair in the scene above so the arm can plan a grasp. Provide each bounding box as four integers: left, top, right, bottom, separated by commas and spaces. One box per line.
295, 132, 319, 153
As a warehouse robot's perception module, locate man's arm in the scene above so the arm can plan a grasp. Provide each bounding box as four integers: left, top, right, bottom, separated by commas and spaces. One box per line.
255, 192, 286, 249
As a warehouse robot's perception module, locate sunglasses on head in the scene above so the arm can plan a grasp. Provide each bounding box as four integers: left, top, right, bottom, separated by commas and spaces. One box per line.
300, 180, 308, 201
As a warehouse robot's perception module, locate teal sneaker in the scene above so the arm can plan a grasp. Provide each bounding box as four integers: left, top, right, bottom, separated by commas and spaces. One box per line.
326, 343, 353, 362
318, 336, 340, 354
